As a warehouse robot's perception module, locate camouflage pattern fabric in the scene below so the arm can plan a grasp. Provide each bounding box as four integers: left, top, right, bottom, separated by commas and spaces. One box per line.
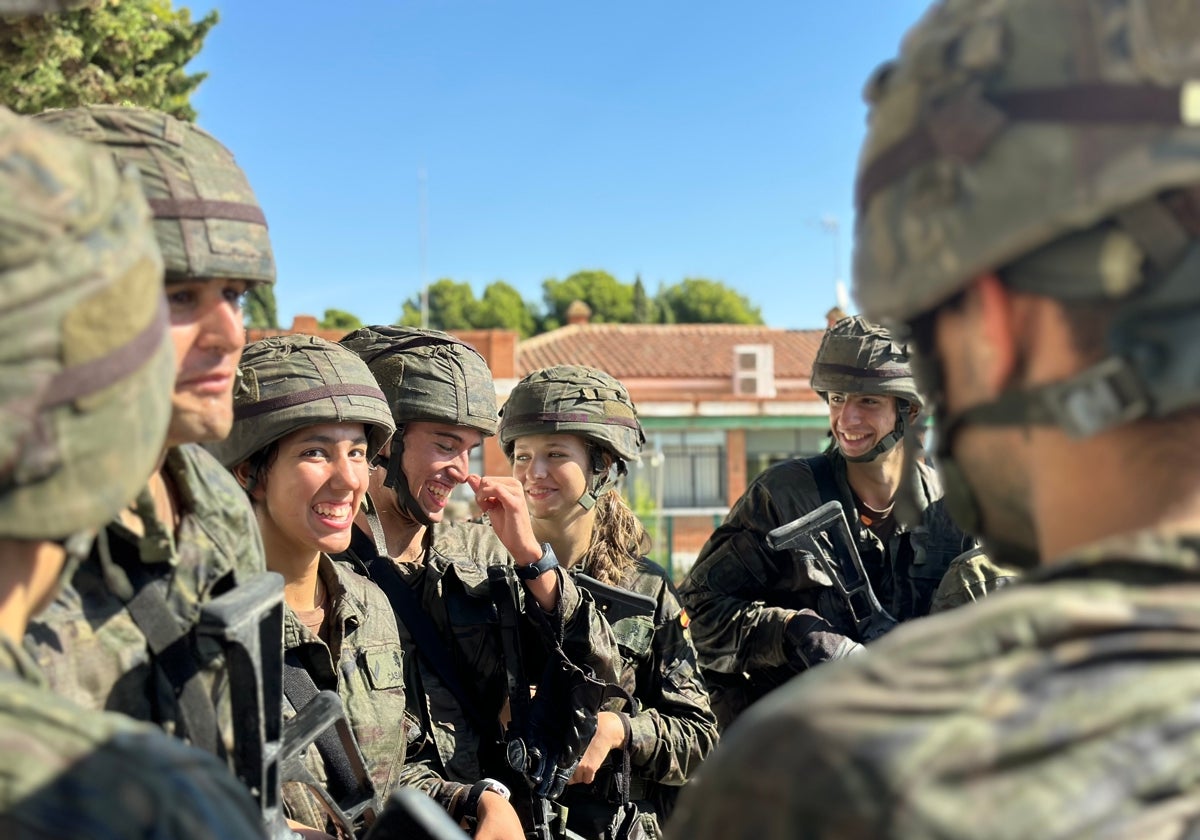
26, 443, 266, 755
561, 558, 718, 840
33, 105, 275, 287
206, 334, 395, 471
0, 0, 88, 13
810, 316, 920, 406
339, 325, 498, 436
0, 634, 263, 840
336, 519, 623, 827
669, 530, 1200, 840
0, 106, 173, 540
498, 365, 646, 462
929, 546, 1022, 613
678, 448, 973, 728
280, 556, 411, 833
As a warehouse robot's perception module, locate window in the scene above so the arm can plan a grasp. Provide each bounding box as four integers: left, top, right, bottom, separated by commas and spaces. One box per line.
648, 430, 726, 508
744, 427, 830, 481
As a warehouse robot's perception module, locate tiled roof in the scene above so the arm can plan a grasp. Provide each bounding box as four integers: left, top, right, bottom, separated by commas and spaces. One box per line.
517, 323, 824, 378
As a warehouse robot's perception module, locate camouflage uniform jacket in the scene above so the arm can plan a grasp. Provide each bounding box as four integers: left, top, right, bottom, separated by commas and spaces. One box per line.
0, 632, 264, 840
281, 554, 412, 833
26, 443, 265, 760
669, 529, 1200, 840
335, 519, 622, 825
678, 448, 973, 725
561, 558, 719, 839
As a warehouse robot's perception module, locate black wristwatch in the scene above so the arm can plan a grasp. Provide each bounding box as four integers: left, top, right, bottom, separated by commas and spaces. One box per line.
463, 777, 511, 828
515, 542, 559, 581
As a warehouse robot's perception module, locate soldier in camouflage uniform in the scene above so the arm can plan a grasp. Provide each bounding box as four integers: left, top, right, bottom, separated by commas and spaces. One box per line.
499, 365, 719, 839
0, 106, 263, 839
670, 1, 1200, 838
209, 335, 411, 835
26, 105, 275, 768
334, 326, 622, 839
678, 315, 975, 728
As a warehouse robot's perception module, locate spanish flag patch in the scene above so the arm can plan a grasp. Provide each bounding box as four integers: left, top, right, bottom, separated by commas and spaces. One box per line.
679, 609, 690, 629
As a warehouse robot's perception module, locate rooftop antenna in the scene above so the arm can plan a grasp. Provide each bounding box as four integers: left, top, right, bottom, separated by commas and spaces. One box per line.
419, 167, 429, 329
818, 214, 846, 309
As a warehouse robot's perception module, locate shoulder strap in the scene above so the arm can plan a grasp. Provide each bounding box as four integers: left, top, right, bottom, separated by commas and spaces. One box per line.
804, 453, 841, 508
348, 526, 496, 740
96, 528, 220, 757
281, 650, 374, 811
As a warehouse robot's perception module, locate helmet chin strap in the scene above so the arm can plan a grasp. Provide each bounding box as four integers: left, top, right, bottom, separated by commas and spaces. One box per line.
577, 450, 625, 510
382, 429, 433, 528
841, 404, 909, 464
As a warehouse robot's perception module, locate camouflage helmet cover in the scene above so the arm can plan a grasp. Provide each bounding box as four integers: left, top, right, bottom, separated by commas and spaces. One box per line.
498, 365, 646, 462
208, 335, 396, 470
0, 107, 175, 540
33, 105, 275, 286
853, 0, 1200, 325
339, 325, 498, 436
811, 316, 921, 407
0, 0, 91, 12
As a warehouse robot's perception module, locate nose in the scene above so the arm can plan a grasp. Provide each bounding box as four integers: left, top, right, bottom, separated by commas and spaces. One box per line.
196, 292, 244, 354
331, 451, 366, 492
445, 449, 470, 483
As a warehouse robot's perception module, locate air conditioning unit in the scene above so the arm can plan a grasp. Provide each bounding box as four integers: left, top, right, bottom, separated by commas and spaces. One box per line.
732, 344, 775, 398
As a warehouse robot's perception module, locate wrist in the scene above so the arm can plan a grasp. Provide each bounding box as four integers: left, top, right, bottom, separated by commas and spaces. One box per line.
515, 542, 559, 580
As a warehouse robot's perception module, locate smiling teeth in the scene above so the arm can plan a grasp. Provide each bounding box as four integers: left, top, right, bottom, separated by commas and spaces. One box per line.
313, 503, 350, 519
428, 485, 449, 500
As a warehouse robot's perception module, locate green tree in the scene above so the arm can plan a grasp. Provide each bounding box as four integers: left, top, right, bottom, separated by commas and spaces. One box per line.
542, 270, 634, 326
398, 278, 479, 330
476, 281, 537, 337
319, 308, 362, 332
243, 285, 278, 330
0, 0, 217, 121
658, 277, 764, 324
632, 273, 656, 324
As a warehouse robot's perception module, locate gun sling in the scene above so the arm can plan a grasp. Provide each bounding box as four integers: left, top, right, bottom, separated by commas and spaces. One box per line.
97, 528, 221, 758
282, 651, 374, 810
805, 453, 841, 508
348, 524, 497, 741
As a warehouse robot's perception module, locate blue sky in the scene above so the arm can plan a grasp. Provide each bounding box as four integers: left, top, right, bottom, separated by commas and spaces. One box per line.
188, 1, 930, 330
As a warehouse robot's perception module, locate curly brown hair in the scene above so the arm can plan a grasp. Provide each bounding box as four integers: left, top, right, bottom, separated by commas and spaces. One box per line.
579, 488, 652, 586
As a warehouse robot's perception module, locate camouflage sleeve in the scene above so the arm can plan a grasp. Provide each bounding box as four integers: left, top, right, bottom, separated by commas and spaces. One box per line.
667, 691, 881, 840
1, 728, 265, 840
553, 569, 623, 686
394, 730, 473, 824
929, 548, 1023, 613
627, 578, 719, 786
678, 480, 807, 677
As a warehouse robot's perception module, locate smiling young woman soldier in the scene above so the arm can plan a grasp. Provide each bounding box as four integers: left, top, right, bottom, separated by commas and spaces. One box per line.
208, 334, 416, 836
678, 315, 976, 729
499, 365, 718, 840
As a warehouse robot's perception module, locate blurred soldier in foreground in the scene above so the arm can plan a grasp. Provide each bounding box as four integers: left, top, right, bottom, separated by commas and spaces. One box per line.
27, 105, 275, 764
679, 315, 974, 728
0, 106, 262, 838
671, 1, 1200, 837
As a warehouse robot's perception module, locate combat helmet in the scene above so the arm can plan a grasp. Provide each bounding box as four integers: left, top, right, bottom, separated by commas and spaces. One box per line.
0, 108, 175, 541
33, 105, 275, 287
854, 0, 1200, 439
208, 335, 395, 475
811, 316, 919, 462
499, 365, 646, 510
339, 325, 497, 525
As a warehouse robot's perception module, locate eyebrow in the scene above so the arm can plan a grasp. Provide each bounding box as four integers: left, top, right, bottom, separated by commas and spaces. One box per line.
297, 433, 369, 446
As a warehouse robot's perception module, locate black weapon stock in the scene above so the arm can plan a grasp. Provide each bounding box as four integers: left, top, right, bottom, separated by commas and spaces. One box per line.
198, 572, 375, 839
765, 500, 897, 642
